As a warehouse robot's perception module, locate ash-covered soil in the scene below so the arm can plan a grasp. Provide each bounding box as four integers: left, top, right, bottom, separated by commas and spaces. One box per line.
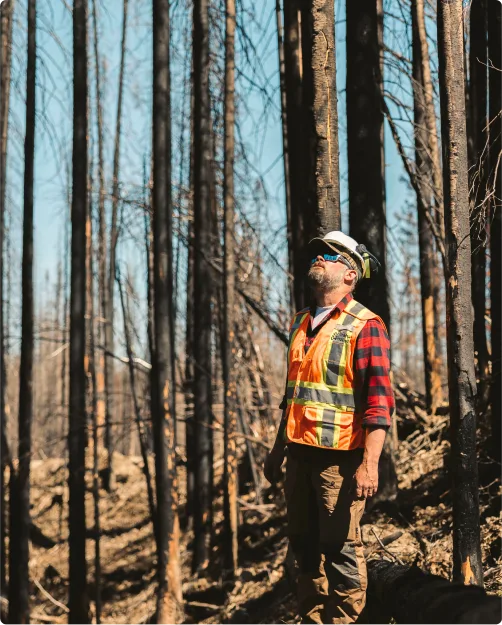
6, 381, 501, 624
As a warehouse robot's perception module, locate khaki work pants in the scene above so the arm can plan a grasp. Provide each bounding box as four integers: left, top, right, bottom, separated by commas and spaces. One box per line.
285, 444, 367, 624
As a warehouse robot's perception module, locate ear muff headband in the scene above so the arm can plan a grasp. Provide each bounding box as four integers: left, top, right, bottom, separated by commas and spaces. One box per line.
356, 244, 381, 279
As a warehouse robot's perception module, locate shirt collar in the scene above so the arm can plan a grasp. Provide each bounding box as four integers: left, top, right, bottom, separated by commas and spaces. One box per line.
309, 293, 353, 319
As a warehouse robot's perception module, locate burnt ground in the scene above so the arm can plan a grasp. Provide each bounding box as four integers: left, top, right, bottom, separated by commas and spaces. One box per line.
4, 383, 501, 624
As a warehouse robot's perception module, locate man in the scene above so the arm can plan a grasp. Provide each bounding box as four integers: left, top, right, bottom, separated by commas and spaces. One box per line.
264, 231, 394, 624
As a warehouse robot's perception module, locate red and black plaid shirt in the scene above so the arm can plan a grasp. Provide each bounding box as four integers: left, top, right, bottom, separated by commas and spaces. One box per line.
280, 293, 394, 429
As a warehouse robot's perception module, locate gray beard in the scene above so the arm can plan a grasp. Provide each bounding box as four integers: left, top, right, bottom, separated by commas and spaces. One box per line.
307, 266, 344, 292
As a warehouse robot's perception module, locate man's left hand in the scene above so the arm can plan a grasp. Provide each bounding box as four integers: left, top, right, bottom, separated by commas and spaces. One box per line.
354, 460, 379, 498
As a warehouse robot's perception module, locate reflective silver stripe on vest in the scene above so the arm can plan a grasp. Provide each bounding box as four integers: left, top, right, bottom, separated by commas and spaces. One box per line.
287, 383, 355, 409
289, 310, 309, 340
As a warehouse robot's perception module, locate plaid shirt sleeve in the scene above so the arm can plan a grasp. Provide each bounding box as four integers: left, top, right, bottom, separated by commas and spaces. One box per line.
354, 319, 394, 429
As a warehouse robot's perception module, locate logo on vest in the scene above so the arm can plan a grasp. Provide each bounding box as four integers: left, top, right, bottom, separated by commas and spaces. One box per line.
330, 328, 351, 343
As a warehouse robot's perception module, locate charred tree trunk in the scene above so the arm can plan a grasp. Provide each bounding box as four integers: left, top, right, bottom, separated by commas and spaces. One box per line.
117, 273, 157, 538
185, 189, 195, 530
415, 0, 445, 360
152, 0, 183, 620
183, 84, 195, 531
103, 0, 128, 491
0, 0, 14, 595
347, 0, 396, 502
488, 0, 501, 462
69, 0, 90, 620
283, 0, 307, 310
415, 0, 445, 241
85, 201, 102, 624
276, 0, 294, 310
91, 0, 106, 451
145, 175, 156, 462
192, 0, 213, 573
367, 560, 501, 624
301, 0, 341, 241
223, 0, 239, 576
437, 0, 483, 587
412, 0, 443, 414
468, 0, 490, 409
347, 0, 390, 332
8, 1, 35, 621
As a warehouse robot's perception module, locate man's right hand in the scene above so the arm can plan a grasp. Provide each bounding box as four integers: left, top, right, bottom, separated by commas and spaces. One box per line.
264, 445, 286, 485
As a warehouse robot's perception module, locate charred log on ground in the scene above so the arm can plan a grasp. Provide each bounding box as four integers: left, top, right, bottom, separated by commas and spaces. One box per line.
366, 559, 501, 624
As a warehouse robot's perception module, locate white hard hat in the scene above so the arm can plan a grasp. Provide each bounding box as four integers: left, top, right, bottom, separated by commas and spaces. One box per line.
308, 231, 366, 276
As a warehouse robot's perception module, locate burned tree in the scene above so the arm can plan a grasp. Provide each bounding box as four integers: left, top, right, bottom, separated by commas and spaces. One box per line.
468, 0, 490, 407
0, 0, 14, 594
68, 0, 90, 620
488, 0, 501, 461
90, 0, 106, 452
223, 0, 238, 575
411, 0, 443, 414
275, 0, 294, 310
347, 0, 396, 501
346, 0, 390, 331
8, 0, 35, 621
437, 0, 483, 586
192, 0, 213, 573
103, 0, 129, 491
301, 0, 341, 240
152, 0, 183, 620
283, 0, 307, 309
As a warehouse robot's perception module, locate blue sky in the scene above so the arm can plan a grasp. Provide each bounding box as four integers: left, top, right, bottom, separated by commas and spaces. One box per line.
4, 0, 419, 358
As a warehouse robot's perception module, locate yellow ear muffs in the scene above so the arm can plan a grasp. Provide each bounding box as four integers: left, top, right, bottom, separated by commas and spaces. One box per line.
363, 255, 371, 279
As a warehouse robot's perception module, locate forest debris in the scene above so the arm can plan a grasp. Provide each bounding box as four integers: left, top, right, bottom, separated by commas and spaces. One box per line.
367, 559, 501, 624
31, 612, 66, 623
33, 578, 69, 613
363, 531, 403, 557
185, 600, 220, 611
484, 566, 501, 580
370, 528, 405, 565
237, 498, 275, 513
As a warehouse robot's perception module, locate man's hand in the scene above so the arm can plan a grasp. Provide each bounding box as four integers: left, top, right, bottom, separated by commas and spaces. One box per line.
354, 459, 379, 498
264, 445, 286, 485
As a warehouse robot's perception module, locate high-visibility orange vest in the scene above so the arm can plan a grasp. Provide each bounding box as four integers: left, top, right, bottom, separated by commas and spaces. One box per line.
285, 298, 384, 450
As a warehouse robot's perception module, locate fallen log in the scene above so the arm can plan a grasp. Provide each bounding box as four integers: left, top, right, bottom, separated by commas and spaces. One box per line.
367, 559, 501, 624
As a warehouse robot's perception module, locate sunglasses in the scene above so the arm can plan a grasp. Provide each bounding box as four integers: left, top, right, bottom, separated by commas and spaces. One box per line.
310, 253, 350, 267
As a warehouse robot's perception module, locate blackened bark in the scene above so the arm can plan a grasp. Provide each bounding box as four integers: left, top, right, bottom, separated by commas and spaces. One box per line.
301, 0, 341, 241
276, 0, 294, 310
415, 0, 445, 242
412, 0, 443, 414
184, 85, 195, 531
8, 1, 35, 621
117, 273, 157, 539
91, 0, 106, 451
152, 0, 183, 620
85, 206, 101, 624
69, 0, 89, 620
347, 0, 390, 332
488, 0, 501, 462
367, 560, 501, 624
468, 0, 490, 407
437, 0, 483, 587
192, 0, 213, 573
0, 0, 14, 594
185, 193, 195, 530
223, 0, 238, 576
284, 0, 307, 310
103, 0, 129, 492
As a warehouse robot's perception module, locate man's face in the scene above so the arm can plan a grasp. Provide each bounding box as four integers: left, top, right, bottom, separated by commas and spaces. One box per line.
307, 253, 350, 292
